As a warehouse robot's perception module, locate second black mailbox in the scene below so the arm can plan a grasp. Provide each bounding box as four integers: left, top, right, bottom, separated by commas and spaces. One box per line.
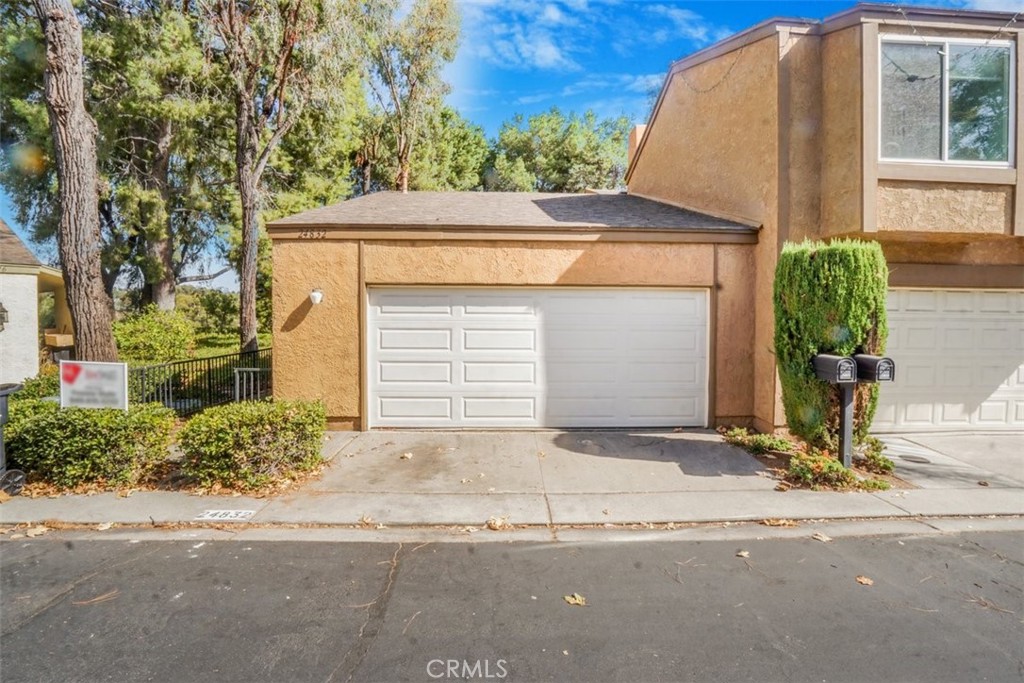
812, 354, 858, 384
853, 354, 895, 383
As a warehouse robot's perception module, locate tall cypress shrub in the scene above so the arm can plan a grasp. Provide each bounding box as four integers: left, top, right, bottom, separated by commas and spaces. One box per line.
773, 239, 889, 450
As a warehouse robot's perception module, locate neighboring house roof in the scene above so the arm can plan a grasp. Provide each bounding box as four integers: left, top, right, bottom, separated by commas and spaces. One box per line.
268, 191, 756, 233
0, 218, 42, 267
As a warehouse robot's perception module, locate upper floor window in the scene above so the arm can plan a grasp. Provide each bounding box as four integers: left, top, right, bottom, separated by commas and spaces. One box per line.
880, 37, 1014, 165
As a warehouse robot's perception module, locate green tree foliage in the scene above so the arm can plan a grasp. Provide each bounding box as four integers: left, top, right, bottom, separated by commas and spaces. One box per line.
410, 107, 489, 191
486, 107, 632, 192
176, 285, 238, 335
773, 239, 889, 450
355, 0, 459, 192
1, 1, 228, 308
196, 0, 359, 352
112, 305, 198, 363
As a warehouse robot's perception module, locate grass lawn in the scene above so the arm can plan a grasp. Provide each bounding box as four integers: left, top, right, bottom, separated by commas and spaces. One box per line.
194, 332, 272, 358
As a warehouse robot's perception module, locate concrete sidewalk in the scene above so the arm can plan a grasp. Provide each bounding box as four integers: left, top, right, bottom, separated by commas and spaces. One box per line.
1, 430, 1021, 530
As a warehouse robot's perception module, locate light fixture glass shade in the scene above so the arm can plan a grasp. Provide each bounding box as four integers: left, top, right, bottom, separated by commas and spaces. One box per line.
309, 289, 324, 305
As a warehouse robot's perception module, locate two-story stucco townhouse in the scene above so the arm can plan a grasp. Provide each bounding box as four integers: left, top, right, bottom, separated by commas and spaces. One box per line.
268, 3, 1022, 434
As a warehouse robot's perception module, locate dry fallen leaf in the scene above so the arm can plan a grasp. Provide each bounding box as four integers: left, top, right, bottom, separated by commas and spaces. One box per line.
25, 526, 48, 538
856, 575, 874, 586
358, 515, 375, 527
400, 452, 413, 460
563, 593, 587, 606
812, 532, 833, 543
736, 550, 750, 558
602, 509, 610, 516
460, 478, 472, 484
761, 518, 798, 527
775, 482, 793, 492
0, 491, 11, 504
978, 481, 990, 487
9, 534, 25, 540
96, 522, 113, 531
486, 516, 511, 531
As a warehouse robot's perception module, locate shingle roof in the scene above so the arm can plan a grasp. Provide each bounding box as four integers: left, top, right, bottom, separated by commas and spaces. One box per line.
0, 218, 41, 266
267, 191, 755, 233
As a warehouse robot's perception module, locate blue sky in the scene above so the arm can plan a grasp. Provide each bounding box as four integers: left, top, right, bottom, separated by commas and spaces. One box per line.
3, 0, 1021, 273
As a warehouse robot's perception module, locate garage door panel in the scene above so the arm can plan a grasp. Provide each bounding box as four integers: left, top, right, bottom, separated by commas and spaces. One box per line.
462, 328, 536, 351
875, 289, 1024, 432
463, 397, 537, 419
379, 328, 452, 350
378, 361, 452, 384
368, 288, 707, 428
374, 294, 454, 316
462, 361, 536, 384
379, 397, 452, 419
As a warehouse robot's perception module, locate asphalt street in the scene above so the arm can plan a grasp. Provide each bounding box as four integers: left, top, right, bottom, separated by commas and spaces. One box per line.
1, 530, 1022, 683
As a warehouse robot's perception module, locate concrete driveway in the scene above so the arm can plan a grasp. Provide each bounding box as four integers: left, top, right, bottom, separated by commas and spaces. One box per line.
879, 433, 1024, 489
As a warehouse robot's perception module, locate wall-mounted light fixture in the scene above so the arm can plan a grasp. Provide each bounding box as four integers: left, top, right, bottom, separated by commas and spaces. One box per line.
0, 301, 8, 332
309, 289, 324, 305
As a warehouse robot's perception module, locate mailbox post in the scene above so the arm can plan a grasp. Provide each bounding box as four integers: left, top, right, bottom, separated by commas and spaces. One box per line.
811, 355, 858, 468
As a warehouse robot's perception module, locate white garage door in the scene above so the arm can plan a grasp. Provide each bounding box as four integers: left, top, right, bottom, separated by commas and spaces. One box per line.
367, 288, 708, 428
874, 289, 1024, 432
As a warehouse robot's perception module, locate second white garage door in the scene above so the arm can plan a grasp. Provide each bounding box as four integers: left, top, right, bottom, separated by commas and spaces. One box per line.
368, 288, 708, 428
874, 289, 1024, 432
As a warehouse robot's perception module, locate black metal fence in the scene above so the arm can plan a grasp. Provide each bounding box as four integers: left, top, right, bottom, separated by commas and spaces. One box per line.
128, 348, 272, 416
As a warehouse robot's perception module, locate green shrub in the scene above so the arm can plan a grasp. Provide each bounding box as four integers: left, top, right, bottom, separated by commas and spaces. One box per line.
10, 364, 60, 401
113, 305, 197, 363
5, 400, 175, 487
177, 286, 239, 336
856, 436, 895, 474
786, 451, 858, 489
721, 427, 793, 454
178, 400, 326, 490
773, 239, 889, 450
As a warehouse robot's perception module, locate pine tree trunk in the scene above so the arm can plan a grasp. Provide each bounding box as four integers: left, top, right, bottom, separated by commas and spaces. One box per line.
236, 103, 260, 353
145, 119, 176, 311
34, 0, 118, 362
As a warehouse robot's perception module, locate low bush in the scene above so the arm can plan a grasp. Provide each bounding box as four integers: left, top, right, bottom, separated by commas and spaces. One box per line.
113, 305, 197, 363
722, 427, 793, 455
856, 436, 895, 475
786, 451, 858, 489
178, 400, 326, 490
10, 364, 60, 401
5, 400, 175, 487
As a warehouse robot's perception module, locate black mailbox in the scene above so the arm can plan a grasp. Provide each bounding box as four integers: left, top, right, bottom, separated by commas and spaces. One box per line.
812, 354, 857, 384
854, 354, 895, 383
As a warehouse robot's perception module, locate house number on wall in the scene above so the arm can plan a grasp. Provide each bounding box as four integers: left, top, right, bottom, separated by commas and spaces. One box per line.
297, 229, 326, 239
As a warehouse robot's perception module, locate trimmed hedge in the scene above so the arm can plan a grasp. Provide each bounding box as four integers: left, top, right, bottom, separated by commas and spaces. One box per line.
773, 239, 889, 449
10, 364, 60, 401
5, 400, 175, 487
178, 400, 326, 490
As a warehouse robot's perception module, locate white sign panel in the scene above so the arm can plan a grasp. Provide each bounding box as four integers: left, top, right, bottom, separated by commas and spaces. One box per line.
60, 360, 129, 410
194, 510, 256, 521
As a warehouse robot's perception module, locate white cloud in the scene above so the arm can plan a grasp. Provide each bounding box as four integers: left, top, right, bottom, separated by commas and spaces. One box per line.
644, 4, 732, 47
961, 0, 1024, 9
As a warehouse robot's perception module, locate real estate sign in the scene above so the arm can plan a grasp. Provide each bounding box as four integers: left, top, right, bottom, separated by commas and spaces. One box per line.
60, 360, 129, 410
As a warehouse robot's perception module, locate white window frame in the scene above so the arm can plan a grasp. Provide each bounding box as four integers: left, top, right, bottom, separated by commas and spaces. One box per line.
878, 35, 1016, 168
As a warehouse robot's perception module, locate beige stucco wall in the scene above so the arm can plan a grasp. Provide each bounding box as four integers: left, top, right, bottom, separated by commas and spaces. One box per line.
272, 240, 361, 428
272, 237, 756, 429
628, 34, 781, 431
877, 181, 1014, 234
820, 25, 863, 236
628, 35, 779, 226
781, 32, 823, 244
